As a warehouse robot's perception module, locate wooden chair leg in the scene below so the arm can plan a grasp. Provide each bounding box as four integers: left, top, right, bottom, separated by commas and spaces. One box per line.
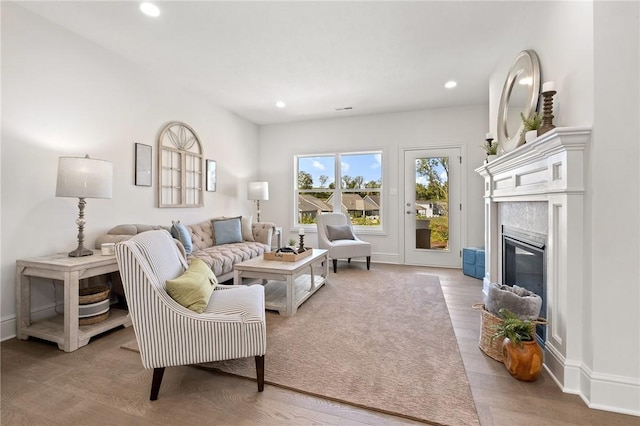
150, 367, 165, 401
332, 259, 338, 273
366, 256, 371, 270
255, 355, 265, 392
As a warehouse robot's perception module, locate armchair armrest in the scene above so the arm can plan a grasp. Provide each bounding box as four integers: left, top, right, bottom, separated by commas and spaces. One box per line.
252, 222, 276, 248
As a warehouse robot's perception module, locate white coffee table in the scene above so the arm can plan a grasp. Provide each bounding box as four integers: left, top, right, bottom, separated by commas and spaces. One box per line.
233, 249, 328, 316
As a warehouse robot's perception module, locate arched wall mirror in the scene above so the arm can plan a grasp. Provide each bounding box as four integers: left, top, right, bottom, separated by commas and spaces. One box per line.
497, 50, 541, 153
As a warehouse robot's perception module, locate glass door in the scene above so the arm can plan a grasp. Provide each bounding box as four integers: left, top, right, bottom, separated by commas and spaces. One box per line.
403, 147, 461, 267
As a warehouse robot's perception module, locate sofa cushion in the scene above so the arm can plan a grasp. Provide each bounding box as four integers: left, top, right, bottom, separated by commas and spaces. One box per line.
171, 221, 193, 254
241, 216, 255, 242
165, 258, 217, 313
213, 217, 243, 245
326, 224, 356, 241
188, 221, 214, 251
193, 241, 270, 278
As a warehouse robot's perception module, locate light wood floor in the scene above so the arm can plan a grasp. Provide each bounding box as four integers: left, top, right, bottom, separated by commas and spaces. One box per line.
2, 264, 637, 425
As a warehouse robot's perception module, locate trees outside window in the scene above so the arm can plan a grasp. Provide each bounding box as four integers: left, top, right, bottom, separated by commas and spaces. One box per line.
295, 152, 382, 228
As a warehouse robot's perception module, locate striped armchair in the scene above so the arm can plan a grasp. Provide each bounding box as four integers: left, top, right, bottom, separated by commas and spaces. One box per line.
115, 230, 266, 400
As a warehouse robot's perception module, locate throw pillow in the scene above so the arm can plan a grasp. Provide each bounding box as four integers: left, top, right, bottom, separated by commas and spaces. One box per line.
165, 258, 217, 313
326, 224, 356, 241
170, 221, 193, 255
241, 216, 255, 242
212, 217, 243, 245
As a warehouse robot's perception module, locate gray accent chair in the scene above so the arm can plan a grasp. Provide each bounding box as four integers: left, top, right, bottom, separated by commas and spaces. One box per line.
316, 213, 371, 273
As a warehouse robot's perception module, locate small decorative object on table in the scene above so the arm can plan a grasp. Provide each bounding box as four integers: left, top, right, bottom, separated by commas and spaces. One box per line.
538, 81, 556, 136
297, 228, 306, 253
100, 243, 115, 255
520, 111, 542, 143
264, 246, 313, 262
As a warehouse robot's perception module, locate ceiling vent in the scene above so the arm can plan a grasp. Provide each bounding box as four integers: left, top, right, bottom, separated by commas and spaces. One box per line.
334, 106, 353, 111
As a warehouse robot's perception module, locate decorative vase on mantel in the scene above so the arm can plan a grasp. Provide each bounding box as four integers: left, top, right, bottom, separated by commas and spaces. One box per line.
486, 154, 498, 164
525, 130, 538, 144
502, 338, 543, 382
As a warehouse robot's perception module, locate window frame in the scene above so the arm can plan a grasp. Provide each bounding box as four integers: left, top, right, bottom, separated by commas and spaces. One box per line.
294, 150, 383, 232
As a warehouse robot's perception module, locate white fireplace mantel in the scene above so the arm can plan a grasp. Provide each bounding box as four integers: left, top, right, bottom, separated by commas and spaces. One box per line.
475, 127, 591, 398
476, 126, 590, 200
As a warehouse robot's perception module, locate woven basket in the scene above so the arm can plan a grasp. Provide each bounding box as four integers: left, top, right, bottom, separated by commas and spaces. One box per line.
473, 303, 504, 362
79, 310, 110, 326
473, 303, 547, 363
79, 285, 110, 305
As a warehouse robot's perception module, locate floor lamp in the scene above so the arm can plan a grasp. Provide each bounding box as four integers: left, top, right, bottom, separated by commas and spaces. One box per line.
56, 155, 113, 257
248, 181, 269, 222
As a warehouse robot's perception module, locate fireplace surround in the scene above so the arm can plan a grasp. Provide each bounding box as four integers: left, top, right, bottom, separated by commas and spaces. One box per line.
476, 127, 590, 396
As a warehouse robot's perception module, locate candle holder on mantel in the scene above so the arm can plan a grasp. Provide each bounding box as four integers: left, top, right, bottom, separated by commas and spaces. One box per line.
483, 136, 498, 163
538, 89, 557, 136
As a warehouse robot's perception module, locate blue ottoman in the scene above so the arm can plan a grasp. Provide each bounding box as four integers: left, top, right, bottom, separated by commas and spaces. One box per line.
463, 247, 485, 279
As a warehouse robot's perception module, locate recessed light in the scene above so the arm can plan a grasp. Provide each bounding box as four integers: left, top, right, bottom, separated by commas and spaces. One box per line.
275, 101, 286, 108
140, 2, 160, 18
444, 80, 457, 89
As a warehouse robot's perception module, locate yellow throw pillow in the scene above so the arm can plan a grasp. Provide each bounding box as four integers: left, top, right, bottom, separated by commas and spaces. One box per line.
165, 258, 217, 313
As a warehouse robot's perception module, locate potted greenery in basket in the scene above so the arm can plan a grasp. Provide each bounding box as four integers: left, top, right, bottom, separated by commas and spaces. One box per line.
491, 308, 543, 382
520, 111, 542, 143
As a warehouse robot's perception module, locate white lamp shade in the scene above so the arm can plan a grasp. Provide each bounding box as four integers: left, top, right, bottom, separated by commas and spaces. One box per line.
56, 156, 113, 199
248, 181, 269, 201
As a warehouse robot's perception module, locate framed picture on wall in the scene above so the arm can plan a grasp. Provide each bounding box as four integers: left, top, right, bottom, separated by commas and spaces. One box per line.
206, 159, 216, 192
135, 143, 152, 186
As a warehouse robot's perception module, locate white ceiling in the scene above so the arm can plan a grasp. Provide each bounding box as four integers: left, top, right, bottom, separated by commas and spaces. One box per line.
16, 1, 546, 125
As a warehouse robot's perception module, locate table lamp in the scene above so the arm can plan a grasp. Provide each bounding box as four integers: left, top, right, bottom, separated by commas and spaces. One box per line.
247, 181, 269, 222
56, 155, 113, 257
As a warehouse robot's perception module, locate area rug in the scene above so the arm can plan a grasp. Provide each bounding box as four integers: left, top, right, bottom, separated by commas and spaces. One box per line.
122, 267, 479, 426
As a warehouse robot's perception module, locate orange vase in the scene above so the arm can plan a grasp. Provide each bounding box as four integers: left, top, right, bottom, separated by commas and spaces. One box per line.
502, 338, 543, 382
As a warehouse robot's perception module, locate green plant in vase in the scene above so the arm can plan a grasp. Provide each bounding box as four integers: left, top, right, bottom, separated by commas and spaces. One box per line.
491, 308, 543, 382
481, 140, 498, 156
491, 308, 535, 347
520, 111, 542, 142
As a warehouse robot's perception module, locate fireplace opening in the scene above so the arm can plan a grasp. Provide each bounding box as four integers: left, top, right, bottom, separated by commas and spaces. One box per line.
502, 226, 547, 345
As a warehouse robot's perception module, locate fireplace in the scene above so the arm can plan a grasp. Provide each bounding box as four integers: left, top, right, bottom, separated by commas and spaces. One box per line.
475, 127, 590, 401
502, 226, 546, 345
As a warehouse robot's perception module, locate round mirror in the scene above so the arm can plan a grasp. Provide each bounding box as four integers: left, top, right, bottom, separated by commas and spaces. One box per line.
497, 50, 541, 152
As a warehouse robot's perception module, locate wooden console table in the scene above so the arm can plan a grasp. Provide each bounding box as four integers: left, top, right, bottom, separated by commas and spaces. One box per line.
16, 250, 131, 352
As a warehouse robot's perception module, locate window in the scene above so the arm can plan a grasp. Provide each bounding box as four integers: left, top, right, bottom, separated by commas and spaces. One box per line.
295, 151, 382, 229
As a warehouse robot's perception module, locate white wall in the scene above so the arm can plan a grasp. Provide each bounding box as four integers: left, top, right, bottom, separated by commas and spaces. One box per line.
1, 4, 259, 339
488, 1, 594, 138
258, 105, 488, 264
489, 0, 640, 415
589, 0, 639, 413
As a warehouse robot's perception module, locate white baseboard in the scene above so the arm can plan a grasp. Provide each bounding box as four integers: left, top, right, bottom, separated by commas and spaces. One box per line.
545, 342, 640, 417
368, 252, 400, 264
1, 303, 61, 342
1, 316, 16, 342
